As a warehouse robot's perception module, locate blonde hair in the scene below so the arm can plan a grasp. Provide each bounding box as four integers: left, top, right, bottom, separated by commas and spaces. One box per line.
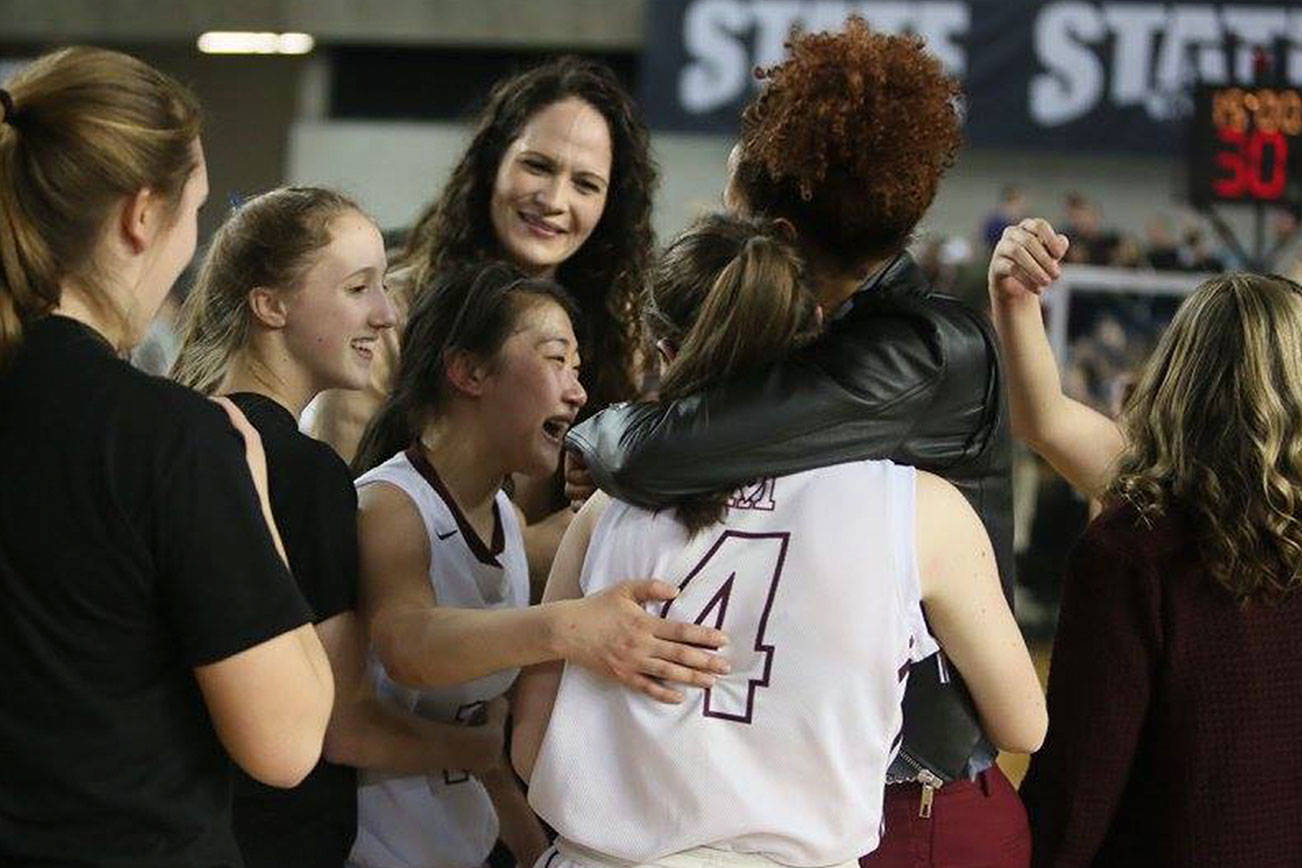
0, 46, 200, 364
1109, 273, 1302, 603
171, 187, 362, 394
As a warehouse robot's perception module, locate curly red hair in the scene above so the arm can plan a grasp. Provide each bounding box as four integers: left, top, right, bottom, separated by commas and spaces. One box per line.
735, 17, 962, 270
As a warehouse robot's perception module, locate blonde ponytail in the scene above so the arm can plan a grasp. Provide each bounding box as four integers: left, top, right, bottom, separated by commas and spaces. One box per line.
172, 187, 361, 394
0, 47, 200, 366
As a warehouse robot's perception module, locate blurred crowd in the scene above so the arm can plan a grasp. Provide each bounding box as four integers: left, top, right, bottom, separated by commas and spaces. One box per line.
918, 185, 1302, 308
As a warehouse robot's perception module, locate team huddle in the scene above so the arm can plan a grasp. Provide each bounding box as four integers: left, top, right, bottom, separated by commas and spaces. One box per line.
3, 14, 1302, 868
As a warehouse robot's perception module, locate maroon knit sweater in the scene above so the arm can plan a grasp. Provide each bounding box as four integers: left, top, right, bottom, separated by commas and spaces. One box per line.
1020, 502, 1302, 867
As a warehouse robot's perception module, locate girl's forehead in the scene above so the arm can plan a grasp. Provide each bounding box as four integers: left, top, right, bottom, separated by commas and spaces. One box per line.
305, 213, 385, 283
505, 297, 577, 347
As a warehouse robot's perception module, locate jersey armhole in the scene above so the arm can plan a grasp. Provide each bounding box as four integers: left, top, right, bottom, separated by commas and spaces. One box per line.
893, 466, 939, 663
357, 470, 439, 550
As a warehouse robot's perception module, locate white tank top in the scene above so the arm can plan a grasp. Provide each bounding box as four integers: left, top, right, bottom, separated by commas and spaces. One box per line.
348, 448, 529, 868
528, 461, 937, 867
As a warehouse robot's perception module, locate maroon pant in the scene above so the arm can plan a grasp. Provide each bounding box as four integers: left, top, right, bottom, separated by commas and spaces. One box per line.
859, 766, 1031, 868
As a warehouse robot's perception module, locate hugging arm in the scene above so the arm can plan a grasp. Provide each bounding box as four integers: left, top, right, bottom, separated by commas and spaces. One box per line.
568, 310, 947, 507
359, 484, 726, 698
915, 472, 1046, 754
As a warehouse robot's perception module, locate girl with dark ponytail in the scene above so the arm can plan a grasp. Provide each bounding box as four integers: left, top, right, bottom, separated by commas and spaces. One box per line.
511, 214, 1043, 868
349, 260, 728, 868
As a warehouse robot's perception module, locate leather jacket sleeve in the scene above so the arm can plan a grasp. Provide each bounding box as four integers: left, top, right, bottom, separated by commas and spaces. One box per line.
566, 302, 950, 509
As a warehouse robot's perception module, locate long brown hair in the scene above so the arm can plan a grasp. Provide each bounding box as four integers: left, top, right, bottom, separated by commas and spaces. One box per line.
172, 187, 363, 394
0, 46, 200, 364
1109, 273, 1302, 603
396, 56, 656, 408
649, 214, 821, 532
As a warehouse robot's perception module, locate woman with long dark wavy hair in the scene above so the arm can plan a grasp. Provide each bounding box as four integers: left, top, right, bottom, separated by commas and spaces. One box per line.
1014, 272, 1302, 866
396, 57, 655, 410
308, 57, 656, 583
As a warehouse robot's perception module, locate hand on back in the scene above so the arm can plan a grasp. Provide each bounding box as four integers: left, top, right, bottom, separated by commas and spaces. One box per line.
558, 579, 731, 704
210, 395, 290, 565
211, 396, 270, 498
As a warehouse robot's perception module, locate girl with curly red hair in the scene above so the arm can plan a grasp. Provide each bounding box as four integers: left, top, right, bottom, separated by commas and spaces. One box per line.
570, 18, 1033, 867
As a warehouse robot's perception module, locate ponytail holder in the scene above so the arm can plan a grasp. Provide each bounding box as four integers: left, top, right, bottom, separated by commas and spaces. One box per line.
0, 89, 14, 125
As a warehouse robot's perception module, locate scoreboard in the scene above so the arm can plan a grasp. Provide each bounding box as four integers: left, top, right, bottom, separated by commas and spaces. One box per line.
1189, 85, 1302, 208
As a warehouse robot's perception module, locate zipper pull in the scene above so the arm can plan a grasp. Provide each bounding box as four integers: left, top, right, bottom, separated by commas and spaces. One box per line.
916, 769, 944, 819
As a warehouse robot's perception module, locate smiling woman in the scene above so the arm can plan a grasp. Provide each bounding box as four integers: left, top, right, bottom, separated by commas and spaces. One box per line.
488, 97, 612, 276
173, 188, 394, 403
173, 187, 405, 866
396, 58, 655, 412
307, 59, 657, 593
174, 189, 579, 868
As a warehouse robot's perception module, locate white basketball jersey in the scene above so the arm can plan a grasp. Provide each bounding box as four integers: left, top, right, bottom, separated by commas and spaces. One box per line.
349, 448, 529, 868
528, 461, 937, 867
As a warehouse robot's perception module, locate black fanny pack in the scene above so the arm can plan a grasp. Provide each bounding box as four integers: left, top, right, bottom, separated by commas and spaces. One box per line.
896, 650, 985, 783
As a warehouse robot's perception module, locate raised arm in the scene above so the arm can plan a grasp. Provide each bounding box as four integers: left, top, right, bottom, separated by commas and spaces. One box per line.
988, 219, 1125, 498
915, 471, 1046, 754
568, 305, 947, 508
357, 483, 728, 696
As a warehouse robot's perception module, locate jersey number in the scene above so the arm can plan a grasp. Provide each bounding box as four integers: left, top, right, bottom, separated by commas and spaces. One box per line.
662, 530, 789, 724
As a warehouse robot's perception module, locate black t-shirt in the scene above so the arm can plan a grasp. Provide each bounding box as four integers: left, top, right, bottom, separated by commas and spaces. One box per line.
226, 392, 359, 867
0, 316, 313, 867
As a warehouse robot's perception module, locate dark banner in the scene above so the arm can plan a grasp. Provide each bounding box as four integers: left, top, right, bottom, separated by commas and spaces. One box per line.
640, 0, 1302, 153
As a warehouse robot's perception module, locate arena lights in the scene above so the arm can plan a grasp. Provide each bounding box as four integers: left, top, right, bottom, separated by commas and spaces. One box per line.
196, 32, 315, 55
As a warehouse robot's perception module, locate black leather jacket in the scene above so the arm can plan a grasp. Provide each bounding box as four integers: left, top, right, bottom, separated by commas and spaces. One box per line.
567, 252, 1014, 779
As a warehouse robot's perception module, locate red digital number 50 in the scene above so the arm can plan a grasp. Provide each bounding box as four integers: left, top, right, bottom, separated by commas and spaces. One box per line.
1213, 127, 1288, 200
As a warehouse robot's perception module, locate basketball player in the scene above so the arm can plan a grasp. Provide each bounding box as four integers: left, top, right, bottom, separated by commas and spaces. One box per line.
347, 261, 730, 868
512, 215, 1045, 868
